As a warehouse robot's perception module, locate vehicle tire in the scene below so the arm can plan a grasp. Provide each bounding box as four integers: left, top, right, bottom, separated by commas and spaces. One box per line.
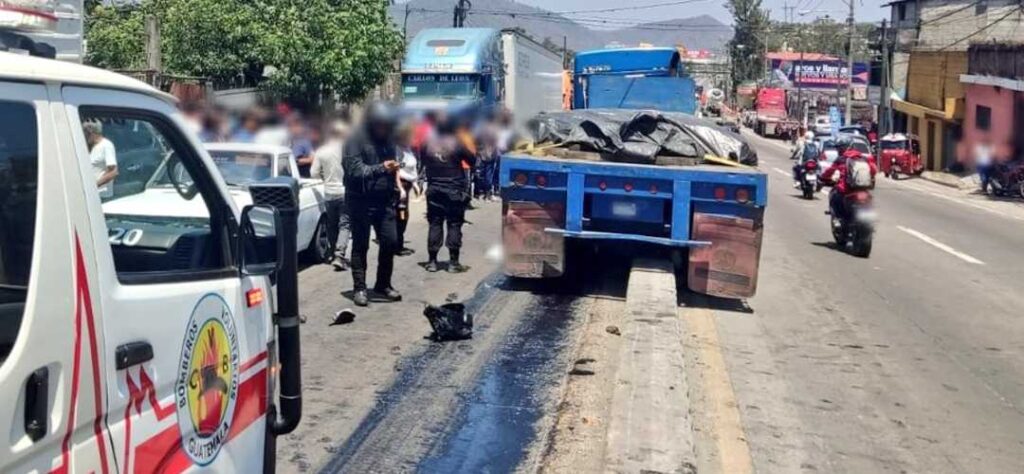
852, 232, 873, 258
302, 218, 334, 265
802, 186, 814, 199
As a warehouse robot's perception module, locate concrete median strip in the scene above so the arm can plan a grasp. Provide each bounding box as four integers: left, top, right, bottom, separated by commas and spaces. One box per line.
897, 226, 985, 265
604, 258, 697, 473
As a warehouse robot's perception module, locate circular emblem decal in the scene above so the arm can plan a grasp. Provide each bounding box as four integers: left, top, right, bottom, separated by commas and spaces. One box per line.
175, 294, 240, 466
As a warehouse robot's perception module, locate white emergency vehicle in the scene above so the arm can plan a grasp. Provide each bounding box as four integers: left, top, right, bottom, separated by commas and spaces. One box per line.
0, 48, 302, 472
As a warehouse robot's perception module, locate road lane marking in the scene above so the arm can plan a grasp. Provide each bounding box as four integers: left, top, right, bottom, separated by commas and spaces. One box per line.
897, 226, 985, 265
681, 307, 754, 474
772, 167, 790, 177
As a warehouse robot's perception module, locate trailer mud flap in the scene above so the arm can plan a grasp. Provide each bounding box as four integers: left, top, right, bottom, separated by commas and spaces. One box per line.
688, 212, 763, 298
503, 201, 565, 278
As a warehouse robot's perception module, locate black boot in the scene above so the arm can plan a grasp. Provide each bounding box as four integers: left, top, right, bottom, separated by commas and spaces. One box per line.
426, 251, 440, 272
373, 286, 402, 302
447, 250, 468, 273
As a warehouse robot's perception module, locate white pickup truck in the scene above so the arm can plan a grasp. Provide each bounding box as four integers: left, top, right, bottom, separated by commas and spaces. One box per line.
0, 51, 301, 472
102, 142, 333, 264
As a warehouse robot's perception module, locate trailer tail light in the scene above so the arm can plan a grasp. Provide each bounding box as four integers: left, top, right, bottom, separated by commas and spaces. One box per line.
713, 186, 727, 201
514, 173, 528, 186
598, 180, 608, 191
736, 188, 750, 204
623, 182, 634, 193
246, 288, 264, 308
535, 174, 548, 188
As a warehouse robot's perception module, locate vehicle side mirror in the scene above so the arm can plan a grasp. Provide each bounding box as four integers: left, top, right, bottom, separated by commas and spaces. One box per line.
239, 204, 283, 276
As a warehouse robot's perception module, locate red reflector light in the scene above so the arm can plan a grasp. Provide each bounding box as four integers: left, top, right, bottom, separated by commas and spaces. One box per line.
649, 184, 658, 194
852, 191, 871, 203
514, 173, 528, 186
598, 180, 608, 191
246, 288, 264, 308
535, 174, 547, 188
624, 182, 634, 192
713, 186, 726, 201
736, 188, 750, 203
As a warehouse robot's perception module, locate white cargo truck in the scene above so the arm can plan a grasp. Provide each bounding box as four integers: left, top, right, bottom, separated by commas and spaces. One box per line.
401, 27, 563, 121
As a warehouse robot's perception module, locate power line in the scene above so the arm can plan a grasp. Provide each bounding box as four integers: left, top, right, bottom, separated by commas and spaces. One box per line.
938, 5, 1021, 51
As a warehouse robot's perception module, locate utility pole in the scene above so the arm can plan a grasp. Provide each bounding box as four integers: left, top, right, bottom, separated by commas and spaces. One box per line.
403, 3, 411, 39
562, 36, 568, 69
763, 11, 770, 82
880, 19, 892, 135
844, 0, 855, 126
453, 0, 471, 28
144, 15, 161, 86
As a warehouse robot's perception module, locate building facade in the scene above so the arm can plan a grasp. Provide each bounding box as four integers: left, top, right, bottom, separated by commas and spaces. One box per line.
959, 44, 1024, 166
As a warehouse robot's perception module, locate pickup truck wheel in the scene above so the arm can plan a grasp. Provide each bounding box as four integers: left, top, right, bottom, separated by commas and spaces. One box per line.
303, 219, 334, 265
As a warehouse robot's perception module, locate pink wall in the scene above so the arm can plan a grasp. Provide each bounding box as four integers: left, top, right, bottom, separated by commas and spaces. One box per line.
960, 83, 1019, 165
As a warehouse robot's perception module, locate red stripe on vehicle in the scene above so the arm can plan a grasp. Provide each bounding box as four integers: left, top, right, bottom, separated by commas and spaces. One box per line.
51, 236, 111, 474
131, 363, 269, 473
240, 350, 268, 372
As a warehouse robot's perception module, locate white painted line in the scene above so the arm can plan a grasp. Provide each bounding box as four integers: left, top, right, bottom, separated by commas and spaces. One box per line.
886, 179, 1024, 222
772, 167, 790, 177
897, 226, 985, 265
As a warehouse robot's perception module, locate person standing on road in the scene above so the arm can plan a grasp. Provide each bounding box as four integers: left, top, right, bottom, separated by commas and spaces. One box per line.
974, 138, 994, 194
343, 102, 402, 307
312, 120, 351, 270
422, 118, 475, 273
83, 121, 118, 200
395, 122, 419, 257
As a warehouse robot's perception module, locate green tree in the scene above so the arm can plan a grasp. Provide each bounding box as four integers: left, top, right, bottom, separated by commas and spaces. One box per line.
83, 0, 404, 104
84, 3, 146, 70
253, 0, 404, 104
726, 0, 769, 86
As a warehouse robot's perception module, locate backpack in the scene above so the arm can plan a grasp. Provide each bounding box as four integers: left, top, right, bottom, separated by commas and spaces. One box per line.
802, 142, 819, 163
846, 154, 873, 189
423, 303, 473, 341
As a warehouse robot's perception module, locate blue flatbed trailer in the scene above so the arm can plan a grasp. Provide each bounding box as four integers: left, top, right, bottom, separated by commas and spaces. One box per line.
500, 154, 768, 298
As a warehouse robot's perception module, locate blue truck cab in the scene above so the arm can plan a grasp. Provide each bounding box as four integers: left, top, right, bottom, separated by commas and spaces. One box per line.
401, 28, 502, 115
501, 47, 767, 299
572, 47, 697, 113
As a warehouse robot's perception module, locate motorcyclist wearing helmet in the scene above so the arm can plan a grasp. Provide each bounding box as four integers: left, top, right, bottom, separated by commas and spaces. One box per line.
343, 101, 403, 306
821, 136, 878, 218
793, 130, 820, 184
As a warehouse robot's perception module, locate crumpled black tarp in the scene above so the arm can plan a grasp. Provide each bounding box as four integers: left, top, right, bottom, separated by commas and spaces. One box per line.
527, 109, 754, 165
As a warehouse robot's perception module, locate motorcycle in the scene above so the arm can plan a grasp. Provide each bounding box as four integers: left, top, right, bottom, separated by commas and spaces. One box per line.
828, 189, 875, 258
799, 159, 818, 199
988, 161, 1024, 198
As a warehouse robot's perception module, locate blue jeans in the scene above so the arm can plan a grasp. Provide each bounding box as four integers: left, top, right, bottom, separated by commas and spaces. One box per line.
978, 164, 991, 193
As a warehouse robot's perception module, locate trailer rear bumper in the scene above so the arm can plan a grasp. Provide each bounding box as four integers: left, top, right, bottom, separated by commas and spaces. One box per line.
544, 228, 710, 248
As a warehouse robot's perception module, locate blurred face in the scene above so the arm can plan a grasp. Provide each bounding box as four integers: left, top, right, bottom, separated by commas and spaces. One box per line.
243, 117, 260, 132
85, 130, 100, 147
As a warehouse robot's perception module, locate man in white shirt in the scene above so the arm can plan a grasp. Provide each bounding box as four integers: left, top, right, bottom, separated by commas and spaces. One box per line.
311, 121, 350, 268
84, 121, 118, 199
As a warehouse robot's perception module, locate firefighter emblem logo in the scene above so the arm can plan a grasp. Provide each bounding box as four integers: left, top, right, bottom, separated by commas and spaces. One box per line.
175, 294, 240, 465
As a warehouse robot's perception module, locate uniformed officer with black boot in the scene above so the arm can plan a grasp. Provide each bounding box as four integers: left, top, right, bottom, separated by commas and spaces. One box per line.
422, 118, 475, 273
342, 102, 402, 306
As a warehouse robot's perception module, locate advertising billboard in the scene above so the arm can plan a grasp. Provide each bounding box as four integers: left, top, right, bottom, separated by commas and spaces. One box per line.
770, 59, 870, 89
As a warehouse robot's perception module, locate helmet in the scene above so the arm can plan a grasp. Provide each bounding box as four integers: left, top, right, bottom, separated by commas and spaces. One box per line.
804, 131, 814, 141
364, 101, 396, 140
834, 136, 853, 154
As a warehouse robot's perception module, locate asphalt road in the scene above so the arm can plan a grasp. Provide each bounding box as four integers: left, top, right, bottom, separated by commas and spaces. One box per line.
717, 132, 1024, 473
279, 135, 1024, 473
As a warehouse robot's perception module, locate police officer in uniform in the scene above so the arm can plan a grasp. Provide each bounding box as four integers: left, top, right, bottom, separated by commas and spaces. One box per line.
422, 118, 476, 273
342, 102, 402, 306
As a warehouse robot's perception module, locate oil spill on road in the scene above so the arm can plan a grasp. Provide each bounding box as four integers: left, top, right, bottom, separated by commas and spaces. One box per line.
415, 293, 581, 473
316, 273, 584, 473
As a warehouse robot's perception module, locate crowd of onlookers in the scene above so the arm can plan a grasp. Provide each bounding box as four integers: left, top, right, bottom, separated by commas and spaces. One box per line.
176, 100, 516, 306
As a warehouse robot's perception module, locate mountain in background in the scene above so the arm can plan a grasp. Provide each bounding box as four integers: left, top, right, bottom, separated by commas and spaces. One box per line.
389, 0, 732, 53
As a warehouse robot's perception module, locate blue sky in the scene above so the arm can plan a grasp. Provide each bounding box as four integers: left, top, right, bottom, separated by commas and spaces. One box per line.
503, 0, 888, 26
